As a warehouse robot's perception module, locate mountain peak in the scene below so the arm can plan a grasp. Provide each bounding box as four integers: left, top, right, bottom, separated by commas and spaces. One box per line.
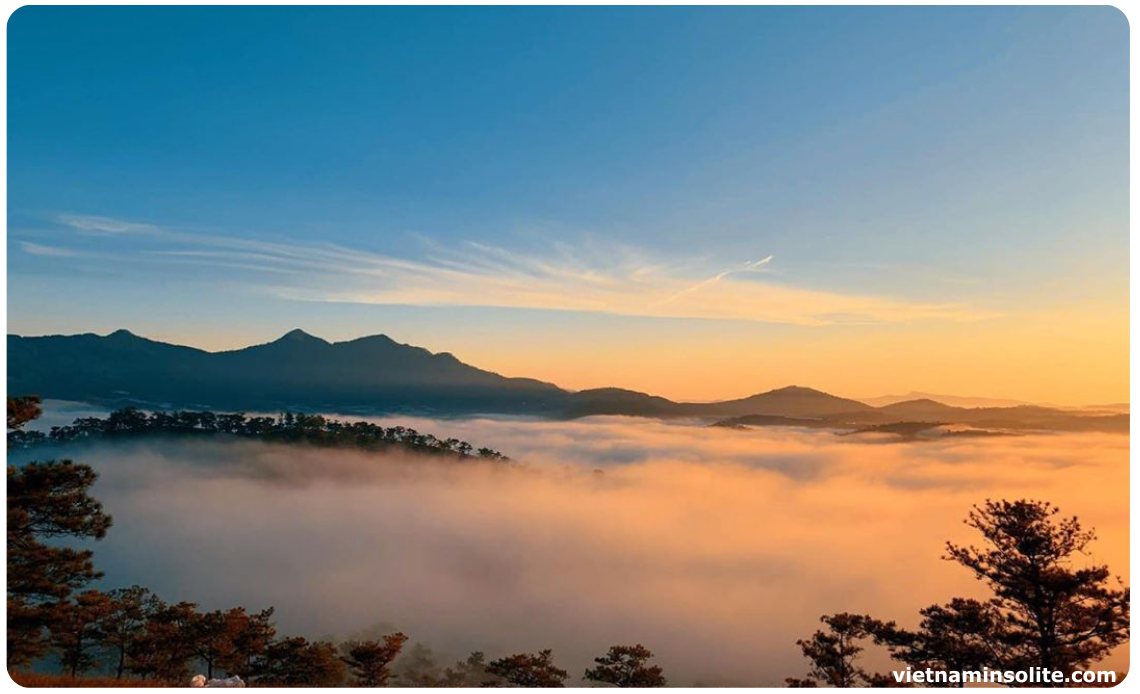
106, 328, 140, 339
278, 328, 323, 341
342, 333, 397, 346
274, 328, 328, 345
759, 385, 831, 398
772, 385, 819, 393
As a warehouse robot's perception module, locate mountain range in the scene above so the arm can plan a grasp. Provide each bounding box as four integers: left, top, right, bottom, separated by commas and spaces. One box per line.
7, 329, 1129, 435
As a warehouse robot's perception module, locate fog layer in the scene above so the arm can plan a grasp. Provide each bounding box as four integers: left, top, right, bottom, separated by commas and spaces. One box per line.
30, 416, 1129, 685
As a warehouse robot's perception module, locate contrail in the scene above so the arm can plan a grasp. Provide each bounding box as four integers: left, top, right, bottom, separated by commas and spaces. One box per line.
658, 255, 774, 305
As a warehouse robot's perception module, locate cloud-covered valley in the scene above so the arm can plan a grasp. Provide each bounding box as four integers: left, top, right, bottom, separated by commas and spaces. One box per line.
25, 416, 1128, 685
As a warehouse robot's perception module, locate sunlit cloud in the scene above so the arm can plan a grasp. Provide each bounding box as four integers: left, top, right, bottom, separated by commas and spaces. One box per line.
49, 213, 995, 326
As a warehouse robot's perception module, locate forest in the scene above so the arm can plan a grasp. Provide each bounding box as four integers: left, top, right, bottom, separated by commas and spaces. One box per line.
7, 406, 509, 462
7, 394, 1129, 687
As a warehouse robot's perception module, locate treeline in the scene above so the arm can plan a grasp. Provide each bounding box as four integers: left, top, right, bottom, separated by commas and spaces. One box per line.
9, 395, 666, 687
18, 585, 665, 687
7, 406, 510, 461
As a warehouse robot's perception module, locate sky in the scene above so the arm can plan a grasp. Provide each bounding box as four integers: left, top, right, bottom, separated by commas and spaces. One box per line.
6, 6, 1129, 404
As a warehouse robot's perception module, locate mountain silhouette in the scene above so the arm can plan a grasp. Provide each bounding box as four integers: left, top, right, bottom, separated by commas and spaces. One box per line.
6, 329, 1130, 433
8, 329, 565, 414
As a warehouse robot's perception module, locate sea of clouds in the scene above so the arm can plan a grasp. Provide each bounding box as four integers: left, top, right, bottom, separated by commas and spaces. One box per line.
18, 412, 1129, 685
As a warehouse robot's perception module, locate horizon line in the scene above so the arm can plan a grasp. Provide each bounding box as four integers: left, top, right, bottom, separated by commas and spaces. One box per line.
8, 327, 1127, 411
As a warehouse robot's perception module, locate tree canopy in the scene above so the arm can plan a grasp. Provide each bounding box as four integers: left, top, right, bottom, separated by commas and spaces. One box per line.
787, 499, 1129, 687
487, 648, 569, 687
585, 643, 667, 687
8, 407, 510, 462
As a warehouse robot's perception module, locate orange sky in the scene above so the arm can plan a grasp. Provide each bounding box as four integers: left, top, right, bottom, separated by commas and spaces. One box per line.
106, 299, 1126, 407
451, 307, 1129, 405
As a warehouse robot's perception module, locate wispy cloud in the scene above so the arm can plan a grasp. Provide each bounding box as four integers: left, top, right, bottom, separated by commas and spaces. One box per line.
44, 213, 995, 326
19, 241, 79, 257
57, 213, 158, 234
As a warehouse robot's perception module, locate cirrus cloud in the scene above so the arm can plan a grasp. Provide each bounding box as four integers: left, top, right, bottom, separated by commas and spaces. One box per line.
41, 212, 996, 326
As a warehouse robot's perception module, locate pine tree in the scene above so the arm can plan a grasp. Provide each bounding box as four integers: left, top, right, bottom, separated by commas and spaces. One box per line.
49, 590, 113, 676
98, 586, 152, 679
487, 648, 568, 687
785, 613, 892, 687
585, 644, 667, 687
945, 499, 1129, 675
341, 632, 409, 686
7, 395, 112, 668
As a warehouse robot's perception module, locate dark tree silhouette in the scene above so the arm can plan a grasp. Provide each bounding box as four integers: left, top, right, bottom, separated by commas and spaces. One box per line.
788, 500, 1129, 688
7, 394, 113, 667
98, 586, 152, 679
341, 632, 409, 686
129, 599, 199, 682
7, 395, 42, 434
48, 589, 113, 676
259, 636, 346, 686
945, 499, 1130, 675
785, 613, 893, 687
190, 609, 234, 680
878, 598, 1009, 685
215, 606, 276, 682
487, 649, 568, 687
584, 644, 667, 687
8, 407, 511, 462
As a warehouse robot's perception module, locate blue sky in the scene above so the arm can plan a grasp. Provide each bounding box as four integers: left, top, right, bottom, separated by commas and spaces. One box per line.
6, 6, 1129, 402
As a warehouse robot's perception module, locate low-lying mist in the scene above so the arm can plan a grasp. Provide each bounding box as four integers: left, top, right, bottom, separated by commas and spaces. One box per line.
22, 416, 1130, 685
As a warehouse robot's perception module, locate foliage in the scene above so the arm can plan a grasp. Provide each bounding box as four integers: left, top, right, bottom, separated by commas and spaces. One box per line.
8, 407, 510, 461
788, 499, 1130, 687
128, 599, 200, 681
189, 609, 233, 680
215, 606, 276, 682
99, 586, 153, 679
584, 644, 667, 687
49, 590, 114, 676
258, 636, 346, 686
487, 648, 569, 687
341, 632, 409, 686
7, 451, 112, 667
784, 614, 893, 687
7, 395, 42, 433
944, 499, 1130, 674
877, 598, 1009, 677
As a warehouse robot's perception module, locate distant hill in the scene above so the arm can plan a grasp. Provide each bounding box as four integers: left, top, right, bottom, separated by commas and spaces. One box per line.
716, 400, 1129, 436
561, 385, 873, 420
6, 329, 1130, 435
858, 391, 1033, 408
877, 398, 965, 420
1077, 403, 1130, 414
